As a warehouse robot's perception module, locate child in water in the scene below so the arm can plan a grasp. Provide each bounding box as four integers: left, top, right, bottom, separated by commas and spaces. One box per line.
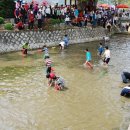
98, 43, 104, 57
59, 41, 65, 50
46, 72, 56, 87
22, 42, 29, 55
54, 76, 65, 90
47, 73, 65, 90
102, 46, 110, 66
84, 48, 93, 69
42, 45, 49, 59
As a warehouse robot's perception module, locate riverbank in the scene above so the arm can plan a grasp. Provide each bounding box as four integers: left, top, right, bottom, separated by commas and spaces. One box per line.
0, 26, 107, 53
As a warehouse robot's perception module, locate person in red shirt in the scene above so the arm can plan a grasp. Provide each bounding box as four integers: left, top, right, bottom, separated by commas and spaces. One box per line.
28, 11, 34, 29
16, 20, 24, 30
14, 8, 21, 24
24, 2, 29, 12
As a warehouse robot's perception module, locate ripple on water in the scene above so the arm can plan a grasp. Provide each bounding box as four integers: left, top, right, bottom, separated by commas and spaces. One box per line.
0, 35, 130, 130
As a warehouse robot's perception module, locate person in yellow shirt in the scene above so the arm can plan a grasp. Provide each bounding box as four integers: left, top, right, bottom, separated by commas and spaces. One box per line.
22, 43, 29, 55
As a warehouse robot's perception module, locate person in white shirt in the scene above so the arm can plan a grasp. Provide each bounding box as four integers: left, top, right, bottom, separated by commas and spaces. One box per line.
45, 6, 51, 18
42, 6, 46, 17
65, 15, 71, 25
59, 41, 65, 50
103, 46, 110, 65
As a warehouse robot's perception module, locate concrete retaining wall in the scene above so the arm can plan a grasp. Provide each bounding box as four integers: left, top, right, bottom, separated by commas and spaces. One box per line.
0, 27, 107, 53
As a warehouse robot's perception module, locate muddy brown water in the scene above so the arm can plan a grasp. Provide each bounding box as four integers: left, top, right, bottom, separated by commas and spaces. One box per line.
0, 34, 130, 130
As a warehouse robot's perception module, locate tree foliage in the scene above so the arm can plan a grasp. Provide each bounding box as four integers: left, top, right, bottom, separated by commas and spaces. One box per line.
0, 0, 15, 18
78, 0, 98, 11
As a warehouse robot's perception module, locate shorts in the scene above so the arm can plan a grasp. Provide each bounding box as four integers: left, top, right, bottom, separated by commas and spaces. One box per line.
99, 51, 103, 56
44, 54, 49, 59
103, 58, 110, 64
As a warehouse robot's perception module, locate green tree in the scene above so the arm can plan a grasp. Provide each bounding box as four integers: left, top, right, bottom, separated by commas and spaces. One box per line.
0, 0, 15, 18
78, 0, 98, 11
111, 0, 130, 5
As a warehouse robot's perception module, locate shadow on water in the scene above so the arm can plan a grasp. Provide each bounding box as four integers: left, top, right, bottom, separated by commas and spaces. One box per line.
60, 87, 69, 92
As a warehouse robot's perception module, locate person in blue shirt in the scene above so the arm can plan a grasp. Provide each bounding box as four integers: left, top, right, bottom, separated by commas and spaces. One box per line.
63, 34, 69, 47
84, 48, 93, 69
98, 43, 104, 56
74, 8, 79, 18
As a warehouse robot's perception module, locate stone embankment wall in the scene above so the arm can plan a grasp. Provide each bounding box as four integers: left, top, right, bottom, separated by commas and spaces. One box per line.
0, 27, 106, 53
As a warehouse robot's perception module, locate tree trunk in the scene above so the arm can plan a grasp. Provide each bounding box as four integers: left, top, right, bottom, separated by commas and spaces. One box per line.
75, 0, 77, 5
65, 0, 67, 5
70, 0, 72, 6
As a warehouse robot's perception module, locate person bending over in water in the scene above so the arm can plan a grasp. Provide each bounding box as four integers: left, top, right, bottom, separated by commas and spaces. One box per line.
46, 72, 65, 91
121, 71, 130, 83
22, 42, 29, 55
46, 72, 56, 87
54, 76, 65, 90
59, 41, 65, 50
84, 48, 93, 69
120, 85, 130, 97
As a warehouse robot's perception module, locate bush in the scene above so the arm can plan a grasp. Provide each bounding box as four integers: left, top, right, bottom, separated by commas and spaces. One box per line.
4, 23, 13, 30
0, 0, 15, 18
0, 17, 4, 24
49, 18, 64, 25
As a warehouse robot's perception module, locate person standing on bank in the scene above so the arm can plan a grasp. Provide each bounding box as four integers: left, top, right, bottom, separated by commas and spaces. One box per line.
36, 11, 42, 29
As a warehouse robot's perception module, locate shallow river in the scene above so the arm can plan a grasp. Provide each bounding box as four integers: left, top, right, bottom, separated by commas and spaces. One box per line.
0, 34, 130, 130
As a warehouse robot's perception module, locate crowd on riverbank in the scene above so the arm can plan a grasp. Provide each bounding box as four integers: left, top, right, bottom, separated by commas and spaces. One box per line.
14, 0, 130, 32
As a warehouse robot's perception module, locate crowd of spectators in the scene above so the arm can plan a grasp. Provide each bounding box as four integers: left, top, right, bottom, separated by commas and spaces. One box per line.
14, 0, 130, 32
